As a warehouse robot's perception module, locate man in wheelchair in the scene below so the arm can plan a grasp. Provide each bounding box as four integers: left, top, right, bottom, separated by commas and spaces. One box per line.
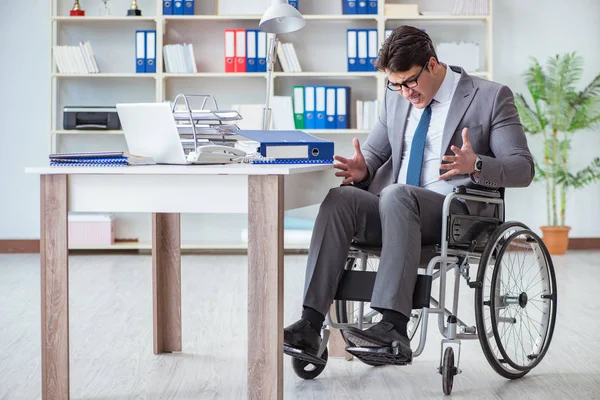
283, 25, 535, 366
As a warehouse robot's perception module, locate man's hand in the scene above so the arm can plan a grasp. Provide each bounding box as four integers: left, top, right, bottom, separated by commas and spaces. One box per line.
439, 128, 477, 180
334, 138, 368, 184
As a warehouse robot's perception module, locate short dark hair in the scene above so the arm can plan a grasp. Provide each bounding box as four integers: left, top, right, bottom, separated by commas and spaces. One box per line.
375, 25, 438, 73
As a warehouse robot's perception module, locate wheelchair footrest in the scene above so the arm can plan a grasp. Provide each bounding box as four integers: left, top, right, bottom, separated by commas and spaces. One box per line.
345, 345, 412, 366
284, 345, 327, 365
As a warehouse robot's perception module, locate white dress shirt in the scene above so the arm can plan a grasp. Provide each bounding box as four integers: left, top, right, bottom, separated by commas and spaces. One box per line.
397, 66, 461, 196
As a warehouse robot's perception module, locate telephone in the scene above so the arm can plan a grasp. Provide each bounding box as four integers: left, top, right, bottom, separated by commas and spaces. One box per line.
186, 144, 247, 164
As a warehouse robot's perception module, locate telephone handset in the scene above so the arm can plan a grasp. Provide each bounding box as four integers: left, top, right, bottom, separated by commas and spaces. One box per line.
186, 144, 246, 164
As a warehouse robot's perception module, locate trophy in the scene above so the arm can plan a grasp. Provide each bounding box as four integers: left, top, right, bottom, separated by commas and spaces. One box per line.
99, 0, 111, 16
127, 0, 142, 16
70, 0, 85, 16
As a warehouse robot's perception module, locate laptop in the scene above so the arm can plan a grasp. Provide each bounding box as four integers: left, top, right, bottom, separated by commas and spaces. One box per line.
116, 103, 244, 164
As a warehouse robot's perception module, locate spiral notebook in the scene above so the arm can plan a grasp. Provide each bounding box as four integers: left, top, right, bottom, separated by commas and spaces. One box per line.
49, 151, 155, 166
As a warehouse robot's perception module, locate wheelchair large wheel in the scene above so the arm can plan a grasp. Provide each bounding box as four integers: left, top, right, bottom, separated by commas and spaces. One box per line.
334, 256, 423, 342
475, 222, 557, 379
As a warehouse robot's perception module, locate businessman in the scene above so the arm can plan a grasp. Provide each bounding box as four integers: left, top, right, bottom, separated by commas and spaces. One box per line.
283, 25, 534, 362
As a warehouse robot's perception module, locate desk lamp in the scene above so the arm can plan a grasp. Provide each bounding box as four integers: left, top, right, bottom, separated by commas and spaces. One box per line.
259, 0, 305, 130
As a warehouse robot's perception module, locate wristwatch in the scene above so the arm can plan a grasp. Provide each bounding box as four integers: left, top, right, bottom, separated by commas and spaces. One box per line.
473, 155, 483, 173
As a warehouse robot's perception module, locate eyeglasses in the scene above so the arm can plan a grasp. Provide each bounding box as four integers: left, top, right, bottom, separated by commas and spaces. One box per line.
386, 62, 428, 92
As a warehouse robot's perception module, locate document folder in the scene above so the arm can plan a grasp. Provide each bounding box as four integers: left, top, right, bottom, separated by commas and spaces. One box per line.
293, 85, 305, 129
183, 0, 194, 15
163, 0, 173, 14
135, 30, 146, 73
246, 30, 258, 72
237, 130, 334, 163
224, 29, 235, 72
145, 30, 156, 73
173, 0, 183, 14
343, 0, 357, 14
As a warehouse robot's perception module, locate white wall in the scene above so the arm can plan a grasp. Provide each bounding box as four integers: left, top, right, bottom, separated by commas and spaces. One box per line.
493, 0, 600, 236
1, 0, 599, 240
0, 0, 49, 239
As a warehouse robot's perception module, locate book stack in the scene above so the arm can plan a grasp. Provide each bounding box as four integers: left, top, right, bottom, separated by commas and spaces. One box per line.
53, 41, 99, 74
277, 43, 302, 73
49, 152, 155, 167
356, 99, 379, 130
452, 0, 489, 15
163, 44, 198, 73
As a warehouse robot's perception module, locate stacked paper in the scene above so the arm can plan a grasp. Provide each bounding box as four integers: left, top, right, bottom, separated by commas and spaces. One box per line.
356, 99, 379, 131
163, 44, 198, 73
53, 41, 99, 74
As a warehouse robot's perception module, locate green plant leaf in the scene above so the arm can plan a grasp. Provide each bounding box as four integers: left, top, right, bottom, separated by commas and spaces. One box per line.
515, 93, 544, 133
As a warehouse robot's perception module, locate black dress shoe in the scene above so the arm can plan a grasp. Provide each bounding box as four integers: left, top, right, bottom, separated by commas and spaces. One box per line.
284, 319, 322, 356
342, 321, 411, 352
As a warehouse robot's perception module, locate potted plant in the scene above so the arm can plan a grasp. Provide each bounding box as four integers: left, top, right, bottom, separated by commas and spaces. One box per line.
515, 52, 600, 255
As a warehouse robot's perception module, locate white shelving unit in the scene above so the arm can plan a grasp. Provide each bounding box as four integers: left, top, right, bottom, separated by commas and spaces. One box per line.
49, 0, 493, 250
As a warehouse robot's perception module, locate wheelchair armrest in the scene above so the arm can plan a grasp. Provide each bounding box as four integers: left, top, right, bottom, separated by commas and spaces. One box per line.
453, 185, 501, 199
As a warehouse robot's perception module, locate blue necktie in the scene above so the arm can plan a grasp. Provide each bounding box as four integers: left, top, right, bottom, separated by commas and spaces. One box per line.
406, 105, 432, 187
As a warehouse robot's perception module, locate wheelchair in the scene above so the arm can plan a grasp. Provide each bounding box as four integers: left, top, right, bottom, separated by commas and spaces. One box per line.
284, 185, 557, 395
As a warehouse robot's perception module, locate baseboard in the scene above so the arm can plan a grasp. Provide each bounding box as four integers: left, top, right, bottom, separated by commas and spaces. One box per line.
2, 238, 600, 254
0, 240, 308, 254
0, 240, 40, 253
568, 238, 600, 250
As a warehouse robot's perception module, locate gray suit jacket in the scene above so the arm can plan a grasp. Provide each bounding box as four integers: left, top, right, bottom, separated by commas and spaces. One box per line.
355, 65, 535, 216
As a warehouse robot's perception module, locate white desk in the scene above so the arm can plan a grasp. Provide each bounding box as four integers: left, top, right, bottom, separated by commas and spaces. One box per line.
26, 164, 334, 400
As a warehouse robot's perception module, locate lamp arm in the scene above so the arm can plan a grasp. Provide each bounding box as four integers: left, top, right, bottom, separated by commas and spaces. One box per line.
263, 35, 278, 130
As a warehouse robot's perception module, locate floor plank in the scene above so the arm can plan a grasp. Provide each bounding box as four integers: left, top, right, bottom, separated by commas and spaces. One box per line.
0, 251, 599, 399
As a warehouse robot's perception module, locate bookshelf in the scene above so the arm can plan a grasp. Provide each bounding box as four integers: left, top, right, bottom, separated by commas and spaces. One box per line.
50, 0, 493, 250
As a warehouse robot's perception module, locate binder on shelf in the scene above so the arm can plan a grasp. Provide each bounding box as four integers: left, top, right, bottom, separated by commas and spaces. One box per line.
235, 29, 246, 73
257, 31, 267, 72
357, 0, 367, 14
163, 0, 173, 15
336, 86, 350, 129
236, 130, 334, 163
288, 0, 298, 9
224, 29, 235, 72
367, 0, 377, 14
368, 29, 378, 71
315, 86, 326, 129
293, 86, 305, 129
347, 29, 358, 72
145, 30, 156, 73
342, 0, 357, 14
325, 87, 337, 130
357, 29, 368, 71
173, 0, 184, 15
304, 86, 316, 129
183, 0, 194, 15
246, 30, 258, 72
135, 30, 146, 73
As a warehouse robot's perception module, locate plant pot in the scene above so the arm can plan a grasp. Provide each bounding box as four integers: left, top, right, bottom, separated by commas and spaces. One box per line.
540, 226, 571, 255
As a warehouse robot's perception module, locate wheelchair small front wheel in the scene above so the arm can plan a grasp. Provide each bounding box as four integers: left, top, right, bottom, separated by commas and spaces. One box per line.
291, 348, 328, 380
441, 347, 456, 395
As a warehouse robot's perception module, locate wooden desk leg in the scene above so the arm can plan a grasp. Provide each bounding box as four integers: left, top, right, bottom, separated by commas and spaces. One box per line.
152, 213, 182, 354
248, 175, 284, 400
41, 174, 70, 400
327, 304, 352, 360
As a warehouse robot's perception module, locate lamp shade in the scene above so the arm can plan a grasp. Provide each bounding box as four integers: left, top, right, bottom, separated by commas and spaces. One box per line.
259, 0, 305, 34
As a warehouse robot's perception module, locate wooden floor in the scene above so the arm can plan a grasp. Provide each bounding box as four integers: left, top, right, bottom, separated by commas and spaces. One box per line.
1, 251, 599, 399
